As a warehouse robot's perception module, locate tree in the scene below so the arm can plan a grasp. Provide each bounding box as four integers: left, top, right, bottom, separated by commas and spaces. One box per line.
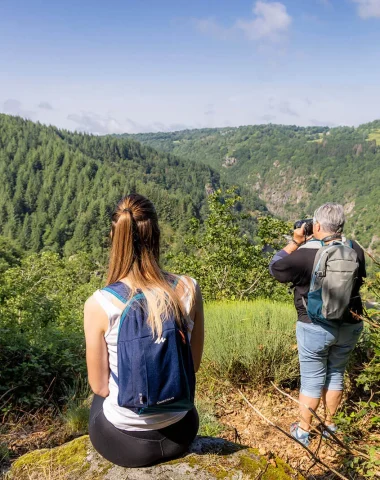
168, 189, 290, 301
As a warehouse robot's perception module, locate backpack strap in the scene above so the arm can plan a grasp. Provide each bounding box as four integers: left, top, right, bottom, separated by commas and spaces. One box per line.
298, 239, 322, 250
321, 234, 342, 245
101, 282, 135, 386
102, 281, 131, 304
312, 245, 338, 280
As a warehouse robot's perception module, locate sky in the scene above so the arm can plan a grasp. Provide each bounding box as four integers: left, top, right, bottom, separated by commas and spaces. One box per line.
1, 0, 380, 134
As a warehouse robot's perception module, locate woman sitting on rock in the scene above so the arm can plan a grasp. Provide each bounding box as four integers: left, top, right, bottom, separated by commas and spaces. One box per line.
84, 193, 204, 468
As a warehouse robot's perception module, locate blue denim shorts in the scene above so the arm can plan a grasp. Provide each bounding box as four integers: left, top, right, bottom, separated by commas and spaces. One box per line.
296, 320, 363, 398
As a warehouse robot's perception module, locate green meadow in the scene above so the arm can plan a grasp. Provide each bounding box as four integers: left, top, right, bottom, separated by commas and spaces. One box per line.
203, 301, 299, 387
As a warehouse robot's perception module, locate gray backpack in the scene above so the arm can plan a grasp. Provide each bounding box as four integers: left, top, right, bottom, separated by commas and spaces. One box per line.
301, 239, 359, 322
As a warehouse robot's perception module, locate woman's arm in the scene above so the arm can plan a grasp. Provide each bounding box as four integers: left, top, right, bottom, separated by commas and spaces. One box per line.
84, 296, 110, 397
190, 282, 204, 373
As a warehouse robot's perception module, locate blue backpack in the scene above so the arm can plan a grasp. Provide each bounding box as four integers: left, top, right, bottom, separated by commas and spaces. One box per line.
102, 277, 195, 415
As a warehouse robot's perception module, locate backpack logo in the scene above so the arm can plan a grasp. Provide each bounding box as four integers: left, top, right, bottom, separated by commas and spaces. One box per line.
154, 337, 166, 344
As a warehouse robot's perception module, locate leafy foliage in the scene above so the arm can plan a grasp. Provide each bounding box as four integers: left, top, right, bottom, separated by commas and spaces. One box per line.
168, 189, 290, 301
335, 255, 380, 478
0, 252, 103, 410
0, 235, 22, 274
356, 265, 380, 391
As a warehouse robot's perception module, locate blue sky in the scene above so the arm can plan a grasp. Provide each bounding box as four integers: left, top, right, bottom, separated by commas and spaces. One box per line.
1, 0, 380, 133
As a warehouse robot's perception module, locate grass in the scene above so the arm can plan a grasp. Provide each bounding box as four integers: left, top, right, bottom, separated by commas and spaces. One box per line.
0, 442, 9, 463
61, 377, 91, 436
367, 129, 380, 145
195, 398, 225, 437
307, 132, 324, 143
203, 300, 299, 387
63, 403, 90, 436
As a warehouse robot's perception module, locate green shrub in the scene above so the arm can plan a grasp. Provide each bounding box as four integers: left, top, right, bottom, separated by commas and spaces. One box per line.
168, 189, 290, 302
0, 251, 103, 411
334, 259, 380, 478
0, 327, 87, 411
203, 300, 298, 386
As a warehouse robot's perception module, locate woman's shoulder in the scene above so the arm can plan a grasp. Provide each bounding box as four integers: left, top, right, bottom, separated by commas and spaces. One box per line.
166, 273, 199, 290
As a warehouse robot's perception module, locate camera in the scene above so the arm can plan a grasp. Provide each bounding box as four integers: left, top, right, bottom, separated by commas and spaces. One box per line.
294, 218, 314, 237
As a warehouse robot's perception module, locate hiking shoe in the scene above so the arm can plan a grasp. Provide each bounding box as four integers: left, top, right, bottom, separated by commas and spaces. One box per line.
321, 424, 338, 439
290, 422, 310, 447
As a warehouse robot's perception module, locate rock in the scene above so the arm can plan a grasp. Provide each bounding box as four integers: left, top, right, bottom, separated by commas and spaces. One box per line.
6, 435, 304, 479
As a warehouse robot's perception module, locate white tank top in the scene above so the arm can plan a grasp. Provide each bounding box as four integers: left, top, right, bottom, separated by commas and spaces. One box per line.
92, 276, 196, 431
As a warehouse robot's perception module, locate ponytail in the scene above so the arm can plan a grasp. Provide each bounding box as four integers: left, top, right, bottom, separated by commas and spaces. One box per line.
107, 210, 135, 285
106, 194, 194, 337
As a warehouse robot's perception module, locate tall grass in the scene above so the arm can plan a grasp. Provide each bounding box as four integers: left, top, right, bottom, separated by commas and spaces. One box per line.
61, 377, 91, 436
203, 300, 299, 387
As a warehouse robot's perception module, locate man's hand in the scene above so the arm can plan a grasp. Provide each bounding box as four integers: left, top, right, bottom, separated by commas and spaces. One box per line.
283, 223, 313, 255
293, 224, 307, 245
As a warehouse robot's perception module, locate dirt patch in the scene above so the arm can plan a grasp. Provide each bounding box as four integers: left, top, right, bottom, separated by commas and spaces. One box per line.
0, 409, 73, 473
196, 379, 351, 479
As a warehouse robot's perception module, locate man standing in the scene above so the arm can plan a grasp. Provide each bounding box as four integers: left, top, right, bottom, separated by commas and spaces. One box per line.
270, 203, 365, 446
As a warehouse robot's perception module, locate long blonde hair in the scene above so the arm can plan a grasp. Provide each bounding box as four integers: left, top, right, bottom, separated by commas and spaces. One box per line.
106, 194, 191, 337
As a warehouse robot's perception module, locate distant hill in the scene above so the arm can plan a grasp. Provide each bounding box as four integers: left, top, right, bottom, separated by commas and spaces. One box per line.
0, 114, 266, 256
125, 121, 380, 251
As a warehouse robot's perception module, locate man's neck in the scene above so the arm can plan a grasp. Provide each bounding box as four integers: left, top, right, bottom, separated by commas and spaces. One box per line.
314, 232, 342, 243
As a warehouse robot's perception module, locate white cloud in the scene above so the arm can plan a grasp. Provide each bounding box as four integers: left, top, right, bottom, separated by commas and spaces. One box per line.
204, 103, 215, 116
277, 100, 299, 117
353, 0, 380, 18
195, 1, 292, 43
67, 112, 193, 135
236, 1, 292, 42
310, 118, 336, 127
38, 101, 53, 110
68, 112, 125, 134
260, 114, 277, 122
2, 99, 35, 119
124, 119, 193, 134
193, 18, 233, 40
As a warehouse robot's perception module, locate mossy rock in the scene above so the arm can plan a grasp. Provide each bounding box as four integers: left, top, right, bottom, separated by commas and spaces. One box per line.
6, 435, 303, 479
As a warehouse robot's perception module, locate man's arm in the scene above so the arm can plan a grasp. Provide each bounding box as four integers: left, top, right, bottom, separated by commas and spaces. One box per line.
269, 242, 299, 276
269, 225, 308, 284
270, 248, 306, 284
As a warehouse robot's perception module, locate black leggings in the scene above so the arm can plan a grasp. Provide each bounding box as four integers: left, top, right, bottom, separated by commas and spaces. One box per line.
89, 395, 199, 468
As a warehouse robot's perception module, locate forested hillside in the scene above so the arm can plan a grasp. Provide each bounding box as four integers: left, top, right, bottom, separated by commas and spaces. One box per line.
0, 114, 266, 256
128, 121, 380, 250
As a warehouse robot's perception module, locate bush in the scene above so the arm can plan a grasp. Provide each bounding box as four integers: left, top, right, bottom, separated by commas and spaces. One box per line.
0, 327, 87, 411
168, 189, 290, 302
334, 257, 380, 478
0, 251, 103, 412
203, 300, 298, 386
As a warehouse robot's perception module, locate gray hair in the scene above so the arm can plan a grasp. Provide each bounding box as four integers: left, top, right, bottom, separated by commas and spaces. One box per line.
313, 203, 345, 234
